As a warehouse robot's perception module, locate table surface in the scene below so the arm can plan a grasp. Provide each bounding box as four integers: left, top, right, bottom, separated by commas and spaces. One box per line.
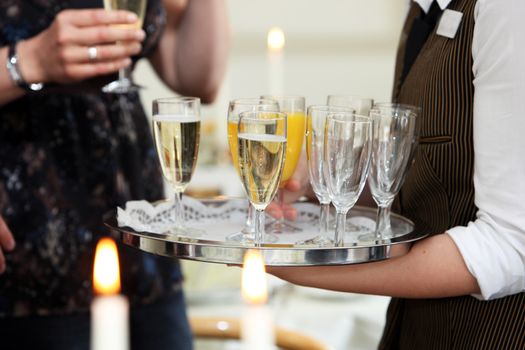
183, 261, 390, 350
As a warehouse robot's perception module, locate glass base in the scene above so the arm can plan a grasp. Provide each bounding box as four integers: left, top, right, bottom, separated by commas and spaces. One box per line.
225, 231, 278, 244
357, 228, 393, 243
295, 235, 334, 247
102, 78, 142, 94
265, 219, 303, 234
166, 226, 204, 240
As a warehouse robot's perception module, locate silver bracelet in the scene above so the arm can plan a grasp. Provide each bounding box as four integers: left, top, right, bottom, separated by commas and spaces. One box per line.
6, 42, 44, 92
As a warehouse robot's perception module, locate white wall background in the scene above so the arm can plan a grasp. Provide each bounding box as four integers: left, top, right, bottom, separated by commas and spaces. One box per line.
137, 0, 408, 124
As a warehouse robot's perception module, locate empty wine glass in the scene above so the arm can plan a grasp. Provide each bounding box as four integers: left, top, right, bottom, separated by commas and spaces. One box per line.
152, 97, 200, 236
261, 95, 306, 233
365, 103, 419, 241
300, 105, 354, 246
237, 111, 287, 246
102, 0, 147, 93
226, 98, 279, 243
324, 112, 372, 246
327, 95, 374, 115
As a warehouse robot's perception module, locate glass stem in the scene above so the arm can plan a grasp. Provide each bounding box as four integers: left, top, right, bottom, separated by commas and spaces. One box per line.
277, 187, 285, 224
119, 66, 131, 81
375, 204, 391, 240
244, 203, 255, 234
334, 210, 346, 247
254, 209, 266, 247
173, 191, 185, 230
320, 202, 330, 238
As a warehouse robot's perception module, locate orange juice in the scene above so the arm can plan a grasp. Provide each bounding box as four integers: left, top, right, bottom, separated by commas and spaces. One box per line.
281, 112, 306, 185
228, 120, 241, 175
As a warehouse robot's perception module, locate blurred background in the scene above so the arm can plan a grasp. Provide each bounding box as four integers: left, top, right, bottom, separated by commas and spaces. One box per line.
137, 0, 408, 348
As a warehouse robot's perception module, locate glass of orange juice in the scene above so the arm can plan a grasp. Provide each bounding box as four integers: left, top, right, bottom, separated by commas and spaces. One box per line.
226, 98, 279, 243
261, 95, 306, 233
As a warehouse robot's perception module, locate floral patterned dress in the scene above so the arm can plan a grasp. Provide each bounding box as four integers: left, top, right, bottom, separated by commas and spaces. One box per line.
0, 0, 183, 317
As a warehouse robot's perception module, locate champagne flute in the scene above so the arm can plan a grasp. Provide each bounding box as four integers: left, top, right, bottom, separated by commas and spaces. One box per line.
152, 97, 200, 236
327, 94, 374, 116
226, 98, 279, 243
102, 0, 147, 93
300, 105, 354, 246
237, 111, 287, 246
261, 95, 306, 233
364, 103, 419, 241
324, 113, 372, 246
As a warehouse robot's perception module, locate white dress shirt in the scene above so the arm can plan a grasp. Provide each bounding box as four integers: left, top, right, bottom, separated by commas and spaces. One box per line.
412, 0, 525, 300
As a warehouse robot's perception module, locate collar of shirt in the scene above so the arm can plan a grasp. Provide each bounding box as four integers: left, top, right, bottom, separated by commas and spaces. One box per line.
413, 0, 452, 14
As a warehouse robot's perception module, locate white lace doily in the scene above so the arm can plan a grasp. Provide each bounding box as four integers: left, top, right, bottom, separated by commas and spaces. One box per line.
117, 197, 379, 245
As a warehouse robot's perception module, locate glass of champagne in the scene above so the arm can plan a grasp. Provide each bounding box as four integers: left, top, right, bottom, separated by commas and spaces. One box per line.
237, 111, 287, 246
102, 0, 147, 93
226, 98, 279, 243
324, 112, 372, 246
261, 95, 306, 233
299, 105, 354, 246
152, 97, 200, 236
364, 103, 419, 241
327, 94, 374, 116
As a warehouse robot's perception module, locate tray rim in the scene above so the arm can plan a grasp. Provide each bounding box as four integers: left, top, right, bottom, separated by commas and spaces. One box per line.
107, 201, 428, 266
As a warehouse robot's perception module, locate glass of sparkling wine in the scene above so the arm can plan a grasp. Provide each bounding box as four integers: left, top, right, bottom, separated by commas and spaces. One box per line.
261, 95, 306, 233
325, 112, 372, 246
102, 0, 147, 93
227, 98, 279, 243
152, 97, 200, 236
237, 111, 287, 246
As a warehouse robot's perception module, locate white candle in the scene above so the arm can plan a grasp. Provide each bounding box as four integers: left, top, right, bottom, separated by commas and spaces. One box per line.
241, 250, 275, 350
91, 238, 129, 350
267, 27, 285, 95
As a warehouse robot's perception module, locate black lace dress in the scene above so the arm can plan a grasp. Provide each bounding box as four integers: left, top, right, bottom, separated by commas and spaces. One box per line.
0, 0, 183, 317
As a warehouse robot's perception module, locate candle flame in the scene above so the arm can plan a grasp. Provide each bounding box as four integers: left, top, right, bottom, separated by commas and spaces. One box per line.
241, 250, 268, 304
267, 27, 285, 51
93, 238, 121, 295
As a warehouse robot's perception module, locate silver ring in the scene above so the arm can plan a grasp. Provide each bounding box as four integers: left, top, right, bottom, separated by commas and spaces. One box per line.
87, 46, 98, 61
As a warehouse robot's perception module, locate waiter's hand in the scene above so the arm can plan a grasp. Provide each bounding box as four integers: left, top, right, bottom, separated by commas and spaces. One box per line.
0, 216, 15, 274
267, 155, 313, 220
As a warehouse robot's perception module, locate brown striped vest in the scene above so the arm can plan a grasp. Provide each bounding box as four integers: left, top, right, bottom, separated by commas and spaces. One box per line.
379, 0, 525, 349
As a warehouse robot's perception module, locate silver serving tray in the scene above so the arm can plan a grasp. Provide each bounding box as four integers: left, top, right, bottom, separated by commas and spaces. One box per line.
107, 199, 427, 266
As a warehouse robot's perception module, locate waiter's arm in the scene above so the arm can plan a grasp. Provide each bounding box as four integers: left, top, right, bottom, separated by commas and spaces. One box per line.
268, 234, 480, 298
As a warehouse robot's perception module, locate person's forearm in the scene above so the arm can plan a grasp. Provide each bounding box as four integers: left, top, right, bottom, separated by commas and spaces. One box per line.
0, 46, 27, 107
268, 233, 480, 298
152, 0, 230, 103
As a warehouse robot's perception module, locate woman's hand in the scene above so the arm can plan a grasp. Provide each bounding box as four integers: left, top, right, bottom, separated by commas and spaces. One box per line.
17, 9, 146, 85
0, 217, 15, 274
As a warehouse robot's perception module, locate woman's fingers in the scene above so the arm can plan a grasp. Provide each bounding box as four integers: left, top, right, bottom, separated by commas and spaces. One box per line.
0, 217, 15, 252
18, 8, 146, 84
60, 42, 142, 64
58, 9, 139, 27
70, 27, 145, 46
0, 217, 15, 274
62, 58, 132, 81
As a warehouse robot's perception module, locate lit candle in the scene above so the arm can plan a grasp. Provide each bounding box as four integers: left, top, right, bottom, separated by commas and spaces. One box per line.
241, 250, 275, 350
267, 27, 285, 95
91, 238, 129, 350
